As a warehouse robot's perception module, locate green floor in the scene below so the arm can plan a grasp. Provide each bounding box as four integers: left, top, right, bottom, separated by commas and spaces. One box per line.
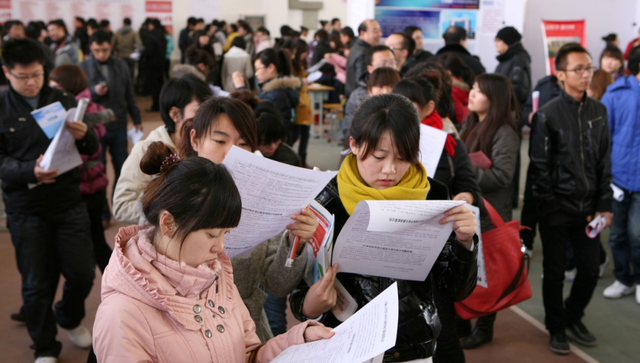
306, 134, 640, 363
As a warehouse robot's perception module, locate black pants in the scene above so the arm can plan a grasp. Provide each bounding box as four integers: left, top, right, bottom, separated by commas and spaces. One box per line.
143, 65, 164, 110
7, 206, 95, 358
539, 212, 600, 334
520, 164, 537, 250
83, 190, 112, 273
433, 288, 465, 363
288, 125, 310, 165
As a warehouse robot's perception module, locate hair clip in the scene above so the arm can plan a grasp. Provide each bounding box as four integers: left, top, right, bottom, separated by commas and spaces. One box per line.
160, 153, 180, 172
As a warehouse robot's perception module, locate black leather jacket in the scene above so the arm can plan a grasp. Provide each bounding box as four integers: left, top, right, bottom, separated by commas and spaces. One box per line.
529, 90, 613, 216
290, 177, 478, 362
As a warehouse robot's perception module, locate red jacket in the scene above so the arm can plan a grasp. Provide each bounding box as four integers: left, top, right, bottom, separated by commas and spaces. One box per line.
451, 78, 470, 124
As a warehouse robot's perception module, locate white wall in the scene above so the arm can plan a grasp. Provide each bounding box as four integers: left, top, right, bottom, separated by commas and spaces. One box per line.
522, 0, 639, 84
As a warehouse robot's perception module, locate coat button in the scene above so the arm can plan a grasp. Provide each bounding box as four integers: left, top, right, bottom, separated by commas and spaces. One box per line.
208, 299, 215, 308
193, 304, 202, 313
194, 315, 203, 323
205, 329, 212, 338
218, 306, 225, 315
217, 324, 225, 333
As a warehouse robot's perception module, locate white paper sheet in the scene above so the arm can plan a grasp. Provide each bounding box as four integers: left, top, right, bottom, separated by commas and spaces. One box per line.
333, 200, 464, 281
419, 124, 447, 178
468, 205, 487, 288
127, 127, 144, 145
306, 58, 328, 74
271, 282, 399, 363
222, 146, 337, 258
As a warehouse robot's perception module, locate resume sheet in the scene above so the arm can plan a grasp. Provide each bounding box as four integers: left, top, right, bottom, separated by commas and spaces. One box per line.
333, 200, 464, 281
222, 146, 337, 258
419, 124, 447, 178
271, 283, 399, 363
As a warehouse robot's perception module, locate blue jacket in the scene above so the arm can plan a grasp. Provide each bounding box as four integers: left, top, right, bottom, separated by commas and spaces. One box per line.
601, 75, 640, 192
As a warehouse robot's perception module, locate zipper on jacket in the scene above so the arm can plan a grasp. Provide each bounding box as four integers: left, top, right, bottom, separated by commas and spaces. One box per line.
588, 116, 602, 129
577, 103, 589, 211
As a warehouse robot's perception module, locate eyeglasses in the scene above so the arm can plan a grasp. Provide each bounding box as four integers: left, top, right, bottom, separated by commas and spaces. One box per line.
557, 66, 597, 76
8, 70, 43, 81
373, 61, 398, 68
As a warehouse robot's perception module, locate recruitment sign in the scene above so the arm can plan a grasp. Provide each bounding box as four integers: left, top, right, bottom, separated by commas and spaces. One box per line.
541, 19, 586, 75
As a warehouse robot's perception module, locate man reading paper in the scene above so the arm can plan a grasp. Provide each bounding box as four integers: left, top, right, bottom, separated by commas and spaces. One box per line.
0, 39, 99, 362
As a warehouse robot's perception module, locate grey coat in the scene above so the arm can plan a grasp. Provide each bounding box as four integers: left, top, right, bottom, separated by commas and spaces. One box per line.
472, 124, 520, 232
345, 39, 371, 97
231, 231, 309, 343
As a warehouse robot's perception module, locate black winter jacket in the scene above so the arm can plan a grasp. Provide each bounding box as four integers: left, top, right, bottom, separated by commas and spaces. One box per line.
345, 39, 372, 97
529, 90, 613, 216
0, 85, 99, 215
432, 136, 482, 210
141, 29, 167, 68
523, 75, 562, 127
80, 55, 141, 130
290, 177, 478, 362
257, 76, 301, 124
495, 42, 532, 108
430, 44, 485, 77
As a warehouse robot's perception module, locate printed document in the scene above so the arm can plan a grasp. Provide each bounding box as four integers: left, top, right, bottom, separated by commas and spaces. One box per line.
31, 101, 66, 139
419, 124, 447, 178
222, 146, 337, 258
271, 283, 399, 363
333, 200, 464, 281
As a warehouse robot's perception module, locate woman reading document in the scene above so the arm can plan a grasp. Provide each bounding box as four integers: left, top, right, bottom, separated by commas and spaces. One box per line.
289, 94, 478, 362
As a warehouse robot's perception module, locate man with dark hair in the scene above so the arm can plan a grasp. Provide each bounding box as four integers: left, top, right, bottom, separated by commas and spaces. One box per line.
80, 30, 142, 213
73, 16, 89, 56
113, 17, 142, 78
0, 38, 99, 362
330, 18, 341, 39
300, 26, 308, 39
47, 19, 80, 66
600, 45, 640, 305
345, 19, 382, 96
99, 19, 112, 39
86, 18, 99, 37
344, 45, 396, 140
3, 20, 25, 41
237, 20, 255, 57
179, 17, 197, 63
529, 43, 613, 355
384, 32, 414, 73
431, 25, 484, 77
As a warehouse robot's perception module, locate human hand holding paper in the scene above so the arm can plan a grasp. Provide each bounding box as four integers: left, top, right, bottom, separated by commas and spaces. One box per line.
65, 120, 88, 140
439, 204, 476, 247
287, 207, 319, 248
303, 322, 335, 342
34, 154, 57, 183
303, 264, 339, 319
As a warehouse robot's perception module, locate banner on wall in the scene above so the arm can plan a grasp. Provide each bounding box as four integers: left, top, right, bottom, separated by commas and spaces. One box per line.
541, 19, 586, 75
375, 8, 440, 38
375, 0, 479, 10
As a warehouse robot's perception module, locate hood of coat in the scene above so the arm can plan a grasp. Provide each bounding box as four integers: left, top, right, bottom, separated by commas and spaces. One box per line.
261, 76, 302, 92
496, 42, 531, 63
118, 26, 132, 35
101, 225, 236, 329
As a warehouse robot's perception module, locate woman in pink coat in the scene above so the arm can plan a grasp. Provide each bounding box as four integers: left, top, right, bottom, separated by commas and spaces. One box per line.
93, 142, 333, 362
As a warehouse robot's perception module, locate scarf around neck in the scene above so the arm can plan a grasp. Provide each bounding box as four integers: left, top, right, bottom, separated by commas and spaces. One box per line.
422, 110, 457, 157
337, 153, 431, 215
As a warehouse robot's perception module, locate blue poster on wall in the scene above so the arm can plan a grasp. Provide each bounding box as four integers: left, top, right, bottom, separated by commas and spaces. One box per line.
439, 10, 477, 39
375, 8, 441, 38
375, 0, 480, 9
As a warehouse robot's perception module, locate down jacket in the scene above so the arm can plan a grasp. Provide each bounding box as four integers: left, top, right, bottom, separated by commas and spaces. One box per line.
94, 225, 315, 363
257, 76, 301, 124
290, 177, 478, 362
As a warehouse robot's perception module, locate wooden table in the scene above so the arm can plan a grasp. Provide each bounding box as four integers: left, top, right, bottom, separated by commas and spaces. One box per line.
308, 83, 335, 139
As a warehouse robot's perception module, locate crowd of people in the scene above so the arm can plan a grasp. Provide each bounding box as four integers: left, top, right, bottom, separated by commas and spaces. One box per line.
0, 12, 638, 363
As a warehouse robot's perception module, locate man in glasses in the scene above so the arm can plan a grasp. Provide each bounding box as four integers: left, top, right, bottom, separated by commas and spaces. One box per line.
384, 32, 415, 74
0, 39, 98, 363
529, 43, 613, 355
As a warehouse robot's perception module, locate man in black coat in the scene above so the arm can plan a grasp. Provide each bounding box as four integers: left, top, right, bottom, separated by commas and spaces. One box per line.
495, 27, 532, 111
141, 19, 167, 112
431, 25, 485, 77
529, 43, 613, 355
80, 30, 142, 191
0, 39, 99, 361
345, 19, 381, 97
179, 17, 197, 63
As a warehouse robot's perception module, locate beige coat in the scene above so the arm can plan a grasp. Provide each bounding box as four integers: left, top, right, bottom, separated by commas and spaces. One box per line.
221, 46, 254, 92
113, 125, 175, 224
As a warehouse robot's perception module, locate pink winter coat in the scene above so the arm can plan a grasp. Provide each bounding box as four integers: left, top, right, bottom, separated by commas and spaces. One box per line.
94, 225, 314, 363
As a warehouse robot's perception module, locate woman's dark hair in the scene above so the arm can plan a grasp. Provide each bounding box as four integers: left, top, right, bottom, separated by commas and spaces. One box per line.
314, 29, 329, 43
230, 89, 260, 109
350, 94, 420, 165
330, 35, 344, 52
257, 113, 288, 145
392, 77, 436, 109
404, 62, 453, 119
366, 67, 401, 90
185, 47, 216, 72
48, 19, 69, 35
289, 39, 309, 77
140, 141, 242, 244
403, 26, 422, 39
599, 45, 625, 75
181, 97, 258, 157
49, 64, 88, 95
340, 26, 355, 39
588, 69, 613, 101
229, 23, 238, 32
255, 48, 292, 76
628, 45, 640, 75
253, 101, 283, 121
231, 35, 246, 49
437, 53, 474, 87
159, 74, 213, 134
460, 73, 519, 157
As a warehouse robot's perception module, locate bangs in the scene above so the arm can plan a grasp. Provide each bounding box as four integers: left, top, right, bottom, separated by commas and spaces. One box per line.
357, 109, 419, 164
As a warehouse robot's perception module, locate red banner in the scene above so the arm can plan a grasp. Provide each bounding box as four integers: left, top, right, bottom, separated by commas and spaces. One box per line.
541, 20, 587, 75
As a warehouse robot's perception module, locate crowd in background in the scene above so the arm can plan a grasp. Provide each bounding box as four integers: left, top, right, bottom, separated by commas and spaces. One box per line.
0, 12, 638, 363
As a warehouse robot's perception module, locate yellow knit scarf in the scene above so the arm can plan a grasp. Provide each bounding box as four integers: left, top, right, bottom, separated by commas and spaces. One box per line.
337, 153, 431, 215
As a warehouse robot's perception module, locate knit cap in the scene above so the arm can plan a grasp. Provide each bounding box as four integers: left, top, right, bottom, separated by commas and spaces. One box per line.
496, 26, 522, 46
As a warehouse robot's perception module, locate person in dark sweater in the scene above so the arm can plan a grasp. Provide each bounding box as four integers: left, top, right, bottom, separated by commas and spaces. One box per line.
256, 112, 300, 167
0, 38, 99, 362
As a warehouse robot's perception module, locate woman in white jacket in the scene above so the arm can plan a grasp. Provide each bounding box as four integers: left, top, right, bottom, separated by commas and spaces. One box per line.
222, 37, 254, 92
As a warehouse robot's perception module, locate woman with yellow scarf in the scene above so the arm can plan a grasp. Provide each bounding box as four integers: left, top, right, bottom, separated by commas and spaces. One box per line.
289, 94, 479, 362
